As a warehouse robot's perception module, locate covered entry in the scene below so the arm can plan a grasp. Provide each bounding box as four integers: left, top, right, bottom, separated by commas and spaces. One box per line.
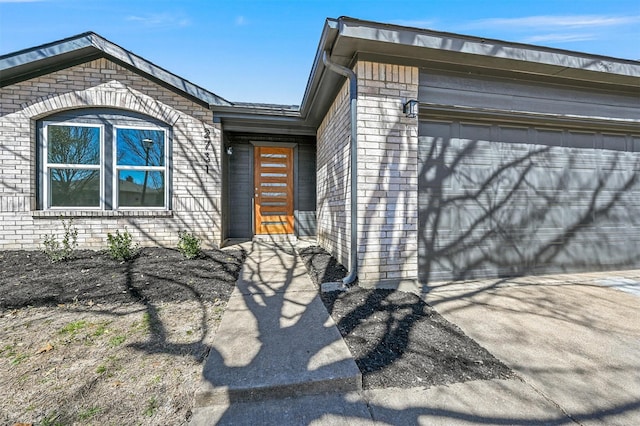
223, 133, 316, 241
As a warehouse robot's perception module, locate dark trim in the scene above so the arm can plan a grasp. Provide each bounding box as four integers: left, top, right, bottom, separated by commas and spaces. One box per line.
1, 32, 231, 107
420, 103, 640, 134
250, 141, 297, 148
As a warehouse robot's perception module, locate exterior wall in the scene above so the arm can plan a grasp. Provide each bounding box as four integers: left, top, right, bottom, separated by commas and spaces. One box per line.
0, 58, 223, 250
316, 80, 351, 267
316, 61, 419, 284
356, 62, 419, 284
224, 134, 316, 239
418, 69, 640, 284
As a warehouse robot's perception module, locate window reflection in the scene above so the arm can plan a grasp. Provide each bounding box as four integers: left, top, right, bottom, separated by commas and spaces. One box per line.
117, 129, 164, 166
118, 171, 164, 207
48, 125, 100, 165
50, 168, 100, 207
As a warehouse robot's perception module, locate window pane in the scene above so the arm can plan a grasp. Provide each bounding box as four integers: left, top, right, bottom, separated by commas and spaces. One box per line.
117, 129, 165, 166
48, 125, 100, 165
49, 168, 100, 207
118, 170, 164, 207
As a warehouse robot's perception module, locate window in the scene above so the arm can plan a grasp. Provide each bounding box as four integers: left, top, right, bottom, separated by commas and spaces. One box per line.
45, 124, 102, 207
39, 110, 170, 210
115, 127, 166, 208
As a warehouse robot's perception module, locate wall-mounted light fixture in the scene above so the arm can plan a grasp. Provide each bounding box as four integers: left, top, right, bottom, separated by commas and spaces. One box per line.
226, 146, 233, 155
403, 99, 419, 118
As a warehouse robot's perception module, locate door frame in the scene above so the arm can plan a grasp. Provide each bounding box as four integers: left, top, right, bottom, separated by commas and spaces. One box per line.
250, 141, 297, 235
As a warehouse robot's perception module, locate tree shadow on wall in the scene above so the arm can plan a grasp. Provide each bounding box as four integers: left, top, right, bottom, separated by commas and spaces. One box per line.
418, 134, 640, 286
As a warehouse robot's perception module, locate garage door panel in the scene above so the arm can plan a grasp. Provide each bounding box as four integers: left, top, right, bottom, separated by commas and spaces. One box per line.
419, 119, 640, 282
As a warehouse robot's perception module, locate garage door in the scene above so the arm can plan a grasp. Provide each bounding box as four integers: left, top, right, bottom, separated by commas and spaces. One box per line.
418, 119, 640, 283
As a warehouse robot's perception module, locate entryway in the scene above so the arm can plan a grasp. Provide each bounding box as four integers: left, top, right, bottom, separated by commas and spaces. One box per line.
223, 133, 316, 242
254, 146, 294, 235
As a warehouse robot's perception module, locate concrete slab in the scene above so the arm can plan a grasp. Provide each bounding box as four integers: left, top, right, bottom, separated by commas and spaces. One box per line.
191, 378, 570, 425
364, 379, 568, 425
424, 279, 640, 425
191, 392, 375, 426
195, 241, 361, 407
596, 277, 640, 297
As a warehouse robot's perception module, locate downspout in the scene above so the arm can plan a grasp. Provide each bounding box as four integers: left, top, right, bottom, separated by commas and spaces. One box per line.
322, 50, 358, 288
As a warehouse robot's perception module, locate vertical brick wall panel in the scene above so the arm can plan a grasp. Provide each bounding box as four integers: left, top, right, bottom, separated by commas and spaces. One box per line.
316, 81, 351, 268
317, 61, 419, 283
357, 62, 419, 282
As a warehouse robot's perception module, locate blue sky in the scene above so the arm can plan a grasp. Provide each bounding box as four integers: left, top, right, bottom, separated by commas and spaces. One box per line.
1, 0, 638, 105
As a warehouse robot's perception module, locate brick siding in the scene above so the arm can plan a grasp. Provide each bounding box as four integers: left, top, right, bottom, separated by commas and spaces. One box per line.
0, 58, 223, 250
316, 61, 419, 284
316, 80, 351, 268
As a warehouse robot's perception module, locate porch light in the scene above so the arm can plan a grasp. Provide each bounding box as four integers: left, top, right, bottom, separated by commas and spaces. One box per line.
403, 99, 419, 118
226, 146, 233, 155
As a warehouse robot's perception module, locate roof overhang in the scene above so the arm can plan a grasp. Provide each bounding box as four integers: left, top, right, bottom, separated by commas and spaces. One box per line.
212, 103, 315, 136
300, 17, 640, 127
0, 32, 231, 108
2, 19, 638, 136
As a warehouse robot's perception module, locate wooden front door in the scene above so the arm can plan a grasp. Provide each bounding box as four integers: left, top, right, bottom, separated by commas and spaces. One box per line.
254, 146, 294, 235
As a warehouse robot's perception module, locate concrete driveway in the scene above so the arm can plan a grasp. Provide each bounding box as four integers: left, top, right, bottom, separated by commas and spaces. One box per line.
423, 271, 640, 425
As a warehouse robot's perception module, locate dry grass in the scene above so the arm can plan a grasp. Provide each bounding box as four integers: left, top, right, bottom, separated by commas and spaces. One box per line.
1, 300, 226, 425
0, 246, 244, 426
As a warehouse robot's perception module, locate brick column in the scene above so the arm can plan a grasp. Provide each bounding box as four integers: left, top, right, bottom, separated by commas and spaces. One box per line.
356, 61, 419, 287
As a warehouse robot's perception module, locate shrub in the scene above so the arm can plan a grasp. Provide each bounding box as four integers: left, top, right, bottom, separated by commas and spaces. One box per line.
177, 230, 201, 259
106, 228, 139, 260
42, 218, 78, 263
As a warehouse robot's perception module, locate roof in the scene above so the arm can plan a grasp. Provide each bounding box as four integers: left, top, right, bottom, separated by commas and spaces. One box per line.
2, 18, 638, 134
300, 17, 640, 127
0, 32, 231, 108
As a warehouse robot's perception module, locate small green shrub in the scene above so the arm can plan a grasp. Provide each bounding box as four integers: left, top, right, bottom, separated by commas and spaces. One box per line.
42, 218, 78, 263
106, 228, 139, 260
177, 230, 201, 259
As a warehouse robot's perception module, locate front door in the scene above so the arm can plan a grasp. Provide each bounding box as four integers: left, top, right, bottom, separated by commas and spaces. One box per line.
254, 146, 294, 235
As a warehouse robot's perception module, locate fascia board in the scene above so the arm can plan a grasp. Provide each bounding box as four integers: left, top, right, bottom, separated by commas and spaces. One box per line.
1, 32, 232, 108
336, 18, 640, 81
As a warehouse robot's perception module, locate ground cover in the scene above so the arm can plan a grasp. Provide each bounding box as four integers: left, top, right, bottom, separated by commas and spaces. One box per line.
298, 246, 514, 389
0, 247, 244, 426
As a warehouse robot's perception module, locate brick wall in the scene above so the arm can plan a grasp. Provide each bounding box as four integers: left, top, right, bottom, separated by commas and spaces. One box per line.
316, 61, 419, 285
0, 58, 223, 250
356, 61, 419, 284
316, 80, 351, 268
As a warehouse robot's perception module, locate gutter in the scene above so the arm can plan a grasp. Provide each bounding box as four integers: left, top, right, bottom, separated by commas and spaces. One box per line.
321, 50, 358, 290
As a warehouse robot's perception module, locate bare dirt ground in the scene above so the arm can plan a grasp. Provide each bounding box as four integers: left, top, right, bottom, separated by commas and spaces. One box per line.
0, 247, 244, 426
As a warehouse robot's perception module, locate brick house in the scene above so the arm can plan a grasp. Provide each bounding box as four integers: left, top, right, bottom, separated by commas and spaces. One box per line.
1, 17, 639, 287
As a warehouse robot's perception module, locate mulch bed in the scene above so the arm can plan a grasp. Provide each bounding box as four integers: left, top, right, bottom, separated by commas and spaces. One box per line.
298, 245, 514, 390
0, 247, 245, 310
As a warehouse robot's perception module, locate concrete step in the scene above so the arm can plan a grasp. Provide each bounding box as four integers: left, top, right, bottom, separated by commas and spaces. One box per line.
194, 241, 361, 407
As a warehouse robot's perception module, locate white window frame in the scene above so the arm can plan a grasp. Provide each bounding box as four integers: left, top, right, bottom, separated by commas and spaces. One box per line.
113, 125, 169, 210
42, 121, 105, 210
40, 114, 171, 212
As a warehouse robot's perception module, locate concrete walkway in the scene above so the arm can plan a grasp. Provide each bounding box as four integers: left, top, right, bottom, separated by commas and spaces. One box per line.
192, 242, 640, 425
192, 241, 362, 423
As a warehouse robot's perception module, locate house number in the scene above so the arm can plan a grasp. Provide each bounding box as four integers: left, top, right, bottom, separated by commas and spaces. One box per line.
203, 128, 212, 173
